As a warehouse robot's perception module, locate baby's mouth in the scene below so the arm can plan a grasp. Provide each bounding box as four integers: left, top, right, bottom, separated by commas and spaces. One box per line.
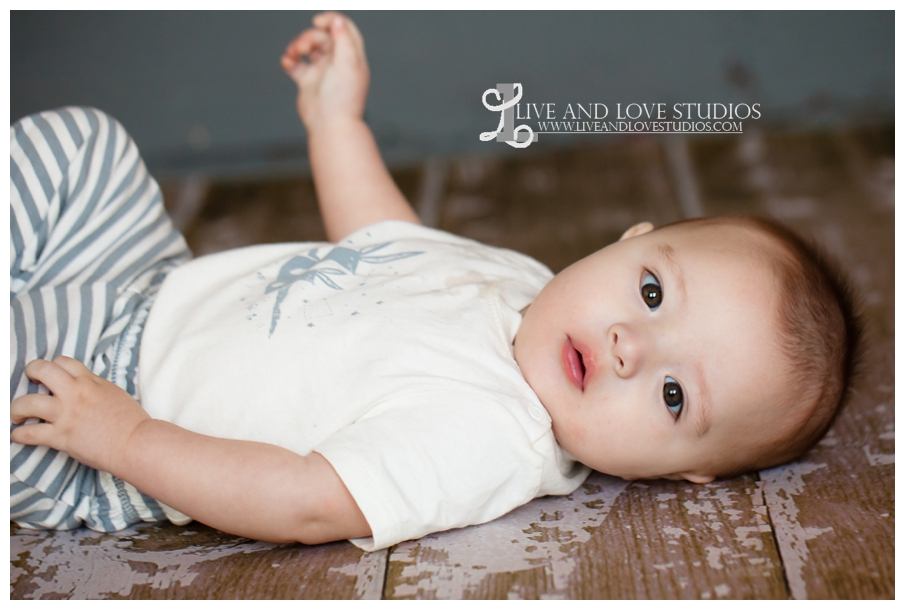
562, 337, 586, 392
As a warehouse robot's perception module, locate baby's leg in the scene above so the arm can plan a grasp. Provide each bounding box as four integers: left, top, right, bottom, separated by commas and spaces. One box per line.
10, 107, 191, 388
10, 107, 191, 531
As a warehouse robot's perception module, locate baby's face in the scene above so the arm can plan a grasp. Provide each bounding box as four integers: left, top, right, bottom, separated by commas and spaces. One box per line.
514, 221, 793, 482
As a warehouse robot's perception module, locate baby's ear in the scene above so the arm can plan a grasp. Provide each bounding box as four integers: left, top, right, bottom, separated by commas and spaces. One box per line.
681, 472, 715, 485
619, 221, 654, 241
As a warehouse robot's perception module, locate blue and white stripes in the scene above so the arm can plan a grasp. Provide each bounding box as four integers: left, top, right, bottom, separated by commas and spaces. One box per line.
10, 107, 192, 531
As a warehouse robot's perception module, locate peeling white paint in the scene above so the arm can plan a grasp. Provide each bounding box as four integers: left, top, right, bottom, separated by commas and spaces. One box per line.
328, 549, 387, 600
863, 445, 895, 466
714, 583, 731, 597
682, 499, 715, 516
717, 505, 741, 520
389, 476, 630, 598
12, 526, 382, 600
11, 527, 289, 599
705, 546, 731, 569
540, 592, 567, 600
682, 485, 740, 520
506, 584, 527, 600
734, 524, 772, 552
761, 462, 835, 600
665, 483, 777, 583
662, 526, 688, 539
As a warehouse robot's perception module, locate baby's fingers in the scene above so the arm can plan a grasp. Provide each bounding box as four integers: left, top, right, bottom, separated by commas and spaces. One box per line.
282, 28, 332, 70
24, 359, 75, 393
11, 420, 57, 447
314, 13, 366, 68
311, 11, 342, 30
313, 10, 363, 46
51, 355, 92, 378
11, 393, 58, 424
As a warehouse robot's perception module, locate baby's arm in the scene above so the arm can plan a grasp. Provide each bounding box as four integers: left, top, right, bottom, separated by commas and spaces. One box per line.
10, 357, 370, 544
281, 12, 420, 242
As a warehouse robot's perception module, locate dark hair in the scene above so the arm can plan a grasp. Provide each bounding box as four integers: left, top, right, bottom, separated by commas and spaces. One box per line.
662, 216, 864, 477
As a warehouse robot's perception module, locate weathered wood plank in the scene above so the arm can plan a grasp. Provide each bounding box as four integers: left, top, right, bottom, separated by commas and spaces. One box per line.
11, 522, 386, 600
385, 473, 786, 599
384, 476, 630, 599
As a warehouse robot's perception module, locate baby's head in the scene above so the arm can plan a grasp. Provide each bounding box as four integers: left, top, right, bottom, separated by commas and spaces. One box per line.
514, 216, 862, 482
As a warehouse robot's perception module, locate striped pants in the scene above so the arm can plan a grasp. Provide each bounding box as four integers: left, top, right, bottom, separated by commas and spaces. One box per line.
10, 107, 192, 531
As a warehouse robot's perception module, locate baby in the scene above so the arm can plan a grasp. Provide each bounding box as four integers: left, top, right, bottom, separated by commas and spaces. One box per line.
9, 13, 861, 551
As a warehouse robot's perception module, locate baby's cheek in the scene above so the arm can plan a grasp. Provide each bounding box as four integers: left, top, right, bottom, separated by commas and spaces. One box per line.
555, 414, 589, 451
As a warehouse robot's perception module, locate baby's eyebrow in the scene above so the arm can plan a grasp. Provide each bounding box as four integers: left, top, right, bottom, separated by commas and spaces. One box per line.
658, 243, 685, 297
693, 360, 713, 437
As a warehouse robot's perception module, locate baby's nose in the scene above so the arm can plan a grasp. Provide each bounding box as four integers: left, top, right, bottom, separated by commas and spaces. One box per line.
608, 323, 643, 378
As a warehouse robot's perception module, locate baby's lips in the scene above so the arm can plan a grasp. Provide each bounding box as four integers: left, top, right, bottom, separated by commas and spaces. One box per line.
572, 338, 597, 387
562, 337, 585, 392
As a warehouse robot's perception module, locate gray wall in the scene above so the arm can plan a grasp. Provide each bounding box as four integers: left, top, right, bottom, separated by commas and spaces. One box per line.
11, 11, 894, 178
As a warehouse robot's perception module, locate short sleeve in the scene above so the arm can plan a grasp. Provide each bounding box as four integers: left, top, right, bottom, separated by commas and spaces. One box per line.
313, 392, 546, 551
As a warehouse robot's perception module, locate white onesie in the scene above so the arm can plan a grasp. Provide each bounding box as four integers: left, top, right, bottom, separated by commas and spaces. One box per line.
139, 220, 590, 550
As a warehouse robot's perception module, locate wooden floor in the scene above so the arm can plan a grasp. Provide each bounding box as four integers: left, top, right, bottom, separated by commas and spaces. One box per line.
11, 127, 894, 599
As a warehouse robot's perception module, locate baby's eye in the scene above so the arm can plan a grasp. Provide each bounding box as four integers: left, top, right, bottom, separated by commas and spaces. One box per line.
663, 376, 683, 417
641, 271, 662, 310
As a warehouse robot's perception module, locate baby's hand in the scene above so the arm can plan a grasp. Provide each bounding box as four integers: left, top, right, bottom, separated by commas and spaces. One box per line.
281, 12, 370, 132
10, 357, 151, 473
